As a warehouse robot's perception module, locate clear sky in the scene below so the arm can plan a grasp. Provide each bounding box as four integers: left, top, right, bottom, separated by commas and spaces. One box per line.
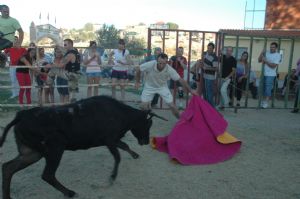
4, 0, 266, 32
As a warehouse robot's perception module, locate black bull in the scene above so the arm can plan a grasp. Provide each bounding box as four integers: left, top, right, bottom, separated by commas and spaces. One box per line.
0, 96, 165, 199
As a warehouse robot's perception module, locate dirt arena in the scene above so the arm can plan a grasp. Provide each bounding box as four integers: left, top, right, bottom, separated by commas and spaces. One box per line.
0, 95, 299, 199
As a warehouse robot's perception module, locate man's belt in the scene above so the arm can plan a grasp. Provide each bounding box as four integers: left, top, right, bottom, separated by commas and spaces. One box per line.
204, 70, 215, 75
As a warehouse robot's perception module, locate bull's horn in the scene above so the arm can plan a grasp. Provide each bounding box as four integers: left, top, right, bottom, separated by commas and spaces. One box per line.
148, 112, 168, 121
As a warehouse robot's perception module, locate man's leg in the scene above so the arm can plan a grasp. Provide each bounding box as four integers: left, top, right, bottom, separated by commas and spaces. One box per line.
262, 76, 275, 108
151, 93, 159, 106
204, 79, 215, 107
167, 103, 180, 119
291, 86, 299, 113
9, 67, 19, 97
158, 87, 181, 118
141, 87, 155, 111
68, 73, 80, 103
178, 85, 184, 109
220, 79, 230, 107
249, 83, 256, 99
140, 101, 151, 111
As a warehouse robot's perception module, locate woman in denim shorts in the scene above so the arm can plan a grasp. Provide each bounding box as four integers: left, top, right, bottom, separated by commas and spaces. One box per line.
53, 46, 69, 104
83, 41, 102, 97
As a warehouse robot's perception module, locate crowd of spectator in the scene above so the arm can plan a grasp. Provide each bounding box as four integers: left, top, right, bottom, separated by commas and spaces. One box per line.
1, 4, 299, 113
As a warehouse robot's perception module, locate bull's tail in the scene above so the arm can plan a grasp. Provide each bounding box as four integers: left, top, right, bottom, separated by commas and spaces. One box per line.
0, 112, 21, 147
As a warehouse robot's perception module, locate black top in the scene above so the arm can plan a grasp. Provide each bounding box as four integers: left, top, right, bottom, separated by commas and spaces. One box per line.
65, 49, 80, 73
16, 56, 32, 73
221, 55, 237, 78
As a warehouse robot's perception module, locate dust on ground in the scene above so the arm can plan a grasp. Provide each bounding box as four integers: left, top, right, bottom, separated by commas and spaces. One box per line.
0, 99, 300, 199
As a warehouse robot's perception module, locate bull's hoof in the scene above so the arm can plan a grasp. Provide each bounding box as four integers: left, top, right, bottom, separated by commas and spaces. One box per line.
109, 176, 116, 185
64, 190, 76, 198
132, 153, 139, 159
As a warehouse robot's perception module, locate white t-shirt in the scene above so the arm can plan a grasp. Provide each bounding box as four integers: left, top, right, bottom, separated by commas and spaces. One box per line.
83, 52, 101, 73
140, 60, 180, 89
264, 51, 281, 76
112, 49, 130, 71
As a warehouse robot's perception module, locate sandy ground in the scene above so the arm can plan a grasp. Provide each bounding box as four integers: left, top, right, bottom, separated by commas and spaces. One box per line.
0, 83, 300, 199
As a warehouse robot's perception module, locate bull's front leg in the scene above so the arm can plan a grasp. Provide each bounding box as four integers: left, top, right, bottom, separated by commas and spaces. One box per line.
106, 145, 120, 184
116, 140, 139, 159
42, 144, 76, 198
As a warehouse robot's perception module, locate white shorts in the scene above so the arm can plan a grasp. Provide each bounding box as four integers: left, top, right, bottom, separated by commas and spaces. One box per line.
141, 86, 173, 104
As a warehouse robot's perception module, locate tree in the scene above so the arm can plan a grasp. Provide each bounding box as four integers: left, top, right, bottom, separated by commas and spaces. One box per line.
124, 36, 146, 56
83, 23, 94, 32
96, 24, 120, 49
166, 22, 179, 29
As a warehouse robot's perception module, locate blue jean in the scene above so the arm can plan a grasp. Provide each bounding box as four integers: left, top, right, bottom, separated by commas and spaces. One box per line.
86, 72, 102, 78
9, 67, 19, 96
264, 76, 275, 97
204, 78, 215, 107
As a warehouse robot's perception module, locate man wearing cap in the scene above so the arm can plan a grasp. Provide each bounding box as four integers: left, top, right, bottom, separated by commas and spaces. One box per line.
0, 5, 24, 50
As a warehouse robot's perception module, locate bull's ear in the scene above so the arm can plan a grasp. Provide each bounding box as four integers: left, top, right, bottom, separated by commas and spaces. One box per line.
148, 111, 168, 121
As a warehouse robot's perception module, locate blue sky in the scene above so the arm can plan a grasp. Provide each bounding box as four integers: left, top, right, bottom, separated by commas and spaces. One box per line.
4, 0, 266, 31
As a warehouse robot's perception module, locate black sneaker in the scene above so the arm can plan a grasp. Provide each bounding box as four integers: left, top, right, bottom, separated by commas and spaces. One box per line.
218, 106, 225, 111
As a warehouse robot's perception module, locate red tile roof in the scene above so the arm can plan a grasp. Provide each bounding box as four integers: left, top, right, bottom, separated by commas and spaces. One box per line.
219, 29, 300, 39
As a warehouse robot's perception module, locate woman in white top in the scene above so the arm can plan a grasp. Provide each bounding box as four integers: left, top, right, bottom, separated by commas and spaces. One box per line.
109, 39, 132, 100
83, 41, 102, 97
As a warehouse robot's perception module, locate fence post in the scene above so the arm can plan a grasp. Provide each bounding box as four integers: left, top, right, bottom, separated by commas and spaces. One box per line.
233, 35, 239, 113
258, 37, 268, 108
245, 36, 254, 107
284, 39, 295, 108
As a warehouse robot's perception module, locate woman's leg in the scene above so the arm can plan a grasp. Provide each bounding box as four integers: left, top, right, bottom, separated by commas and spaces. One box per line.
120, 79, 126, 100
49, 86, 54, 104
111, 78, 118, 99
38, 87, 43, 105
236, 81, 242, 101
93, 77, 100, 96
44, 87, 50, 104
87, 76, 93, 97
24, 73, 32, 104
16, 73, 25, 104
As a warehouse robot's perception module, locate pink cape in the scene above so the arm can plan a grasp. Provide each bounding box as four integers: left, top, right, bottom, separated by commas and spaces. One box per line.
152, 96, 242, 165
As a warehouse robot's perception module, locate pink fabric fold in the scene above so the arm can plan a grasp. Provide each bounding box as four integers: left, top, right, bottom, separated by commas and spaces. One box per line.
153, 96, 242, 165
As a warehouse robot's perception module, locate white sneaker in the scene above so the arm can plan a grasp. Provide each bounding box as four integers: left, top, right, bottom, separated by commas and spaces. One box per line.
261, 101, 268, 109
216, 104, 225, 110
179, 102, 184, 110
9, 95, 18, 99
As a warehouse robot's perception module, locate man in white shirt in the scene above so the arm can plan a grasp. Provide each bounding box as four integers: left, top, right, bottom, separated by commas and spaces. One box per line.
258, 42, 281, 108
135, 53, 197, 118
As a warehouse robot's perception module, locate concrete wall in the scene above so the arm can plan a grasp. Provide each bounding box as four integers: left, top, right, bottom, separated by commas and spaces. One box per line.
265, 0, 300, 29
